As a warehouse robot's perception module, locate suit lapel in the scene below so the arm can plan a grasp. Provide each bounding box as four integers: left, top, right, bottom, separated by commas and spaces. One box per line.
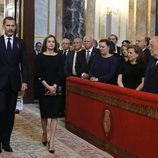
1, 35, 7, 51
13, 37, 18, 51
0, 36, 8, 58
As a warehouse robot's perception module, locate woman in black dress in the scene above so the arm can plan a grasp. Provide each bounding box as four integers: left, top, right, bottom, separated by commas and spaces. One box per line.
37, 35, 64, 153
89, 39, 118, 84
117, 45, 146, 90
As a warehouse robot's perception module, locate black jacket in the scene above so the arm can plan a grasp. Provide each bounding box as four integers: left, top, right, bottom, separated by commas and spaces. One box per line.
0, 35, 28, 91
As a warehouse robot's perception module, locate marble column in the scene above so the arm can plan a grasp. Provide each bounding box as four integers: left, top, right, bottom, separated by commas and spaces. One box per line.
56, 0, 63, 43
128, 0, 136, 42
85, 0, 96, 37
128, 0, 156, 41
152, 0, 156, 36
63, 0, 85, 42
136, 0, 148, 35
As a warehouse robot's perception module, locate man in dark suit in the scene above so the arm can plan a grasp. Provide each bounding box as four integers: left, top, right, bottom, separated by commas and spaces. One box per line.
0, 17, 28, 153
135, 35, 151, 64
33, 42, 42, 101
76, 35, 100, 79
58, 38, 71, 63
144, 36, 158, 94
58, 38, 71, 116
34, 42, 42, 56
65, 37, 83, 77
108, 34, 121, 57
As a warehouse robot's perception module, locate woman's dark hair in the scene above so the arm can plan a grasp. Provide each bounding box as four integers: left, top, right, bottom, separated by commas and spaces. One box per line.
42, 35, 58, 53
127, 45, 145, 63
122, 40, 131, 45
120, 45, 128, 57
99, 39, 115, 54
108, 34, 118, 41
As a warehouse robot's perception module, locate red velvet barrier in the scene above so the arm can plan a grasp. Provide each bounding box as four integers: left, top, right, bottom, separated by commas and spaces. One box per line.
65, 77, 158, 158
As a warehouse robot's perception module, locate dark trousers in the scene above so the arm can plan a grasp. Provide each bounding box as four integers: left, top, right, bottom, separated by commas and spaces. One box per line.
0, 84, 18, 145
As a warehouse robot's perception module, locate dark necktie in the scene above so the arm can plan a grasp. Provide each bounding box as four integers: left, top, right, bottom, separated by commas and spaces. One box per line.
86, 50, 90, 63
63, 50, 67, 61
7, 37, 11, 53
63, 50, 67, 56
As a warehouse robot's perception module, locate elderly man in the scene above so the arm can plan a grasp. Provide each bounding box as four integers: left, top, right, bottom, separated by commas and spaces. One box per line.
75, 35, 100, 79
65, 37, 83, 77
135, 35, 151, 64
143, 36, 158, 94
59, 38, 71, 61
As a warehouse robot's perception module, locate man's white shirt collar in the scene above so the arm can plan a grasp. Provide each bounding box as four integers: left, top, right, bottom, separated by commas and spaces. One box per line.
4, 35, 14, 41
4, 35, 14, 48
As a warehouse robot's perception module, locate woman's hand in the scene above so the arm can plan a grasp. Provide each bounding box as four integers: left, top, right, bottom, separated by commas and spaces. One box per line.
48, 85, 57, 96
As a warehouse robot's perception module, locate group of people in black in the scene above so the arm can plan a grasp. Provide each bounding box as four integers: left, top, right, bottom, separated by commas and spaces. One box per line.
61, 34, 158, 93
1, 16, 157, 155
32, 33, 158, 154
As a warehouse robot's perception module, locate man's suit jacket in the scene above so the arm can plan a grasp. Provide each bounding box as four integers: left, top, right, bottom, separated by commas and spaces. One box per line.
0, 35, 28, 92
113, 46, 121, 57
75, 48, 100, 76
64, 50, 81, 77
58, 49, 70, 64
144, 57, 158, 94
143, 48, 151, 64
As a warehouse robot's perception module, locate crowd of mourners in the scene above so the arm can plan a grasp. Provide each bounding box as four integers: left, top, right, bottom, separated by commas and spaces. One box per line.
33, 34, 158, 154
34, 34, 158, 96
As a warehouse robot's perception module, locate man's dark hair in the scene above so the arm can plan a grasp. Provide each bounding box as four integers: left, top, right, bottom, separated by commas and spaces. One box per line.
35, 42, 42, 47
3, 16, 15, 25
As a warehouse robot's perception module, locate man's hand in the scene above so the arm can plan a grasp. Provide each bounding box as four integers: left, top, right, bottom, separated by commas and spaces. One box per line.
81, 73, 89, 79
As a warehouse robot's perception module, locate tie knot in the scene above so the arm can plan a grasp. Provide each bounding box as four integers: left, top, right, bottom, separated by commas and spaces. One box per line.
8, 37, 11, 41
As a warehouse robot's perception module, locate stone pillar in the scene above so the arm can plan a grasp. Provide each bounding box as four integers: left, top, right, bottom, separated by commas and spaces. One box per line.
128, 0, 156, 41
136, 0, 148, 35
56, 0, 63, 43
151, 0, 156, 36
62, 0, 85, 42
85, 0, 95, 37
128, 0, 136, 42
